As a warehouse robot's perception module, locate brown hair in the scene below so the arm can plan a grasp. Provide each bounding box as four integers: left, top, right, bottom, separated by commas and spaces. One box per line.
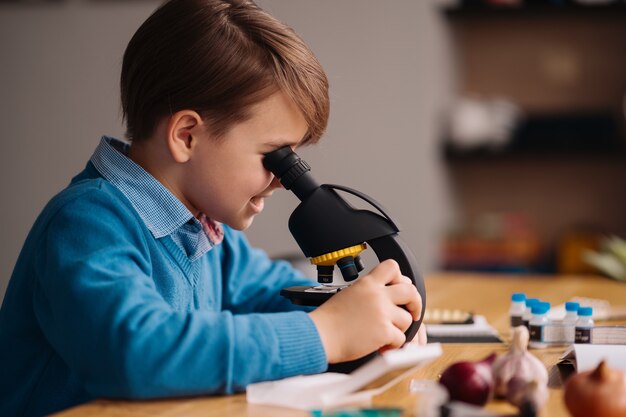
121, 0, 329, 144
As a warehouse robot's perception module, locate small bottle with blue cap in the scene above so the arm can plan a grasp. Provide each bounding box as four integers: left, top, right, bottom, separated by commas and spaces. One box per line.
509, 292, 526, 329
564, 302, 580, 324
575, 307, 594, 344
529, 302, 551, 348
562, 301, 580, 344
522, 298, 540, 329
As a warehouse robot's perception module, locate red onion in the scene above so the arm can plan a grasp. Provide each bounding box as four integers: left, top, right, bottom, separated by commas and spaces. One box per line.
439, 353, 497, 406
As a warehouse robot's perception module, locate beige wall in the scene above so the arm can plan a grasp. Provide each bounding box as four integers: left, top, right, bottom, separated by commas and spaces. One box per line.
0, 1, 454, 300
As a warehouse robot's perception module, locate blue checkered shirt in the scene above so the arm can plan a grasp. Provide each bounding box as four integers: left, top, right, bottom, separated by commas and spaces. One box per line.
90, 136, 216, 261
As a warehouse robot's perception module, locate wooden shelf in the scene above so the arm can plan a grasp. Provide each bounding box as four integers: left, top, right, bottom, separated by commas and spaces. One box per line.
442, 112, 626, 162
443, 2, 626, 18
442, 144, 626, 163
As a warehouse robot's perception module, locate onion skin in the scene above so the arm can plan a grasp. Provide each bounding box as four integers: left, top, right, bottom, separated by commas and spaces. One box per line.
439, 353, 496, 406
564, 360, 626, 417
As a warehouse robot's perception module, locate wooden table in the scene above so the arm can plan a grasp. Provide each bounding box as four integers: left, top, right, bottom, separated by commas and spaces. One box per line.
53, 272, 626, 417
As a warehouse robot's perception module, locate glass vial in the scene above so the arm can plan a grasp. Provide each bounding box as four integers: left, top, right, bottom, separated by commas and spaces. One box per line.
575, 307, 594, 344
522, 298, 540, 329
562, 301, 580, 344
529, 302, 551, 348
509, 293, 526, 328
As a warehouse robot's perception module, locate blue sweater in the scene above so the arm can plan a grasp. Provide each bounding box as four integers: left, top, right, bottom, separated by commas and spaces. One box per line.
0, 162, 326, 416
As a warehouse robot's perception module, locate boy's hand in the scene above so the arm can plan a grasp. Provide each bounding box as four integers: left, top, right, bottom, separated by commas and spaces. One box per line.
414, 323, 428, 346
308, 259, 422, 364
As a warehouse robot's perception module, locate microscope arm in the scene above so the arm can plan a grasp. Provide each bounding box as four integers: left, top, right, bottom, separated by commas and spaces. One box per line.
323, 184, 400, 232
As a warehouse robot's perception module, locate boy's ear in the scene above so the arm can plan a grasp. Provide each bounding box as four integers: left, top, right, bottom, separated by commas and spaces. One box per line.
166, 110, 204, 163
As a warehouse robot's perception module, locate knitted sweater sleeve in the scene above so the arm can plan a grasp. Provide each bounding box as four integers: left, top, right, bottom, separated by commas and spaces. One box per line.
32, 185, 326, 398
219, 227, 318, 314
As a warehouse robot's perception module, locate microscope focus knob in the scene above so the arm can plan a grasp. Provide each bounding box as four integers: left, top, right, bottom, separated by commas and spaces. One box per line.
310, 243, 367, 266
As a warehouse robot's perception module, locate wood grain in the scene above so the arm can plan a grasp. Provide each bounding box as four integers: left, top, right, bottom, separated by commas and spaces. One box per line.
52, 273, 626, 417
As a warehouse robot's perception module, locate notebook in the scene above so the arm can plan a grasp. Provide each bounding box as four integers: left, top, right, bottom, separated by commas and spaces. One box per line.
587, 326, 626, 345
426, 315, 503, 343
558, 344, 626, 373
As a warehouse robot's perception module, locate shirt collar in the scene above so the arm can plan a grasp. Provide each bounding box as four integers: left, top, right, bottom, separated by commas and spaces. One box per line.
90, 136, 195, 239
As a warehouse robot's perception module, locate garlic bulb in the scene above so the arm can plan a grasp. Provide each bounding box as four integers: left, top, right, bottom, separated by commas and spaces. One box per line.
506, 377, 549, 412
491, 326, 548, 399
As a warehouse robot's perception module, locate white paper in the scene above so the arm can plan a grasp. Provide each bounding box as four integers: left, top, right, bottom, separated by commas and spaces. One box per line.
559, 344, 626, 372
246, 343, 443, 410
426, 315, 499, 337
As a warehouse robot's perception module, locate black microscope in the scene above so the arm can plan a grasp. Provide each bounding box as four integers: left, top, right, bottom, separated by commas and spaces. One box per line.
263, 147, 426, 356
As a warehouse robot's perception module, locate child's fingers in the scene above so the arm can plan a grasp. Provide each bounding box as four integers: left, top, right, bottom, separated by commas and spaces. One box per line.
382, 327, 407, 351
407, 325, 428, 346
369, 260, 414, 288
387, 274, 413, 286
369, 259, 402, 285
390, 307, 414, 333
385, 283, 422, 321
384, 282, 416, 305
417, 324, 428, 345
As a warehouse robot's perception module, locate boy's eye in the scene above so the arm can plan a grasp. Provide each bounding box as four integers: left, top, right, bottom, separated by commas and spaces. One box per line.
263, 145, 290, 157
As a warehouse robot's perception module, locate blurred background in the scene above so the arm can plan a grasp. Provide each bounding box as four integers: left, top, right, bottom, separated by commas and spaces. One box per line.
1, 0, 625, 300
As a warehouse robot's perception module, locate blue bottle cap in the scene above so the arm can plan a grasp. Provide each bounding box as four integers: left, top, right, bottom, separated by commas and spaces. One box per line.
525, 298, 539, 307
565, 301, 580, 312
511, 293, 526, 302
531, 303, 550, 315
578, 306, 593, 317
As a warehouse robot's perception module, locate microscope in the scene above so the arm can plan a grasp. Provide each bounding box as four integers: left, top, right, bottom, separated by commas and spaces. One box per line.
263, 147, 426, 348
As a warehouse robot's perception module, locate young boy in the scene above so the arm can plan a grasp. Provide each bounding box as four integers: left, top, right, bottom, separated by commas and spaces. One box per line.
0, 0, 423, 416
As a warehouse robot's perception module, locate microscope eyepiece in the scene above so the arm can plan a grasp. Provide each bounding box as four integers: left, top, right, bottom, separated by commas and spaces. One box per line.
263, 146, 299, 178
263, 146, 319, 201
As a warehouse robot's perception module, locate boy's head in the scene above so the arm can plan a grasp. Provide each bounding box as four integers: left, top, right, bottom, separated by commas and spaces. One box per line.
120, 0, 329, 145
120, 0, 329, 230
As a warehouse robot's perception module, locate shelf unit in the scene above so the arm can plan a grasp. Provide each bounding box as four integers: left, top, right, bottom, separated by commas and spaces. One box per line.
443, 2, 626, 17
439, 2, 626, 273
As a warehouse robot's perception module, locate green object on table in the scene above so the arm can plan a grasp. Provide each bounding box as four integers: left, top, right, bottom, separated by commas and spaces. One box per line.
310, 408, 403, 417
584, 236, 626, 282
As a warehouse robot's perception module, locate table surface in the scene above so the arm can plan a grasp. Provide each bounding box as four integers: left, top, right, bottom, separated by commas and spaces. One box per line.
53, 272, 626, 417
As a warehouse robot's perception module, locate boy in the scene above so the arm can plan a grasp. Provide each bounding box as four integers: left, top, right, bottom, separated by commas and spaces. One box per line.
0, 0, 423, 416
